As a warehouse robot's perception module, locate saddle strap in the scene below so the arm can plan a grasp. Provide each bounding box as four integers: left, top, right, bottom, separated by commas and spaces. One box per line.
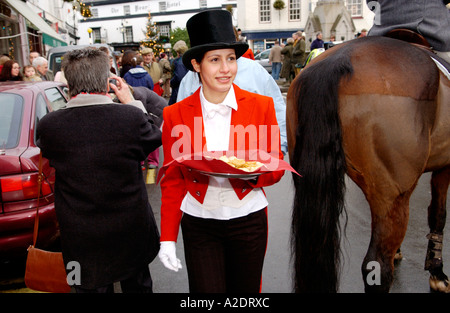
31, 152, 44, 248
385, 29, 431, 49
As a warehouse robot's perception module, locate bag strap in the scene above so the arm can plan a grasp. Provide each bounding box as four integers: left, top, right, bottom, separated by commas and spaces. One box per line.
31, 151, 44, 248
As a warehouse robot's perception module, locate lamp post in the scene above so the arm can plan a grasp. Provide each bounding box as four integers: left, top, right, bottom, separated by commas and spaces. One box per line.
121, 20, 127, 43
87, 27, 92, 44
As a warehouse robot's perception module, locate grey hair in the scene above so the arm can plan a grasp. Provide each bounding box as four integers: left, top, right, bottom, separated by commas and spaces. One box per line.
61, 48, 110, 97
32, 56, 48, 68
173, 40, 188, 54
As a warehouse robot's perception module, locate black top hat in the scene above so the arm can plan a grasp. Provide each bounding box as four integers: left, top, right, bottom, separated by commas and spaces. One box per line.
182, 10, 249, 71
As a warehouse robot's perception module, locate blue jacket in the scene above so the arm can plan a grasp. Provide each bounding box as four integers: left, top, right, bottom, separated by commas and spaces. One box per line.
168, 57, 188, 105
310, 39, 324, 50
124, 66, 154, 90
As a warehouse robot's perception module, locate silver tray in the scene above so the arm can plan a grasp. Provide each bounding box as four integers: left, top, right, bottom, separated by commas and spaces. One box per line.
197, 170, 264, 179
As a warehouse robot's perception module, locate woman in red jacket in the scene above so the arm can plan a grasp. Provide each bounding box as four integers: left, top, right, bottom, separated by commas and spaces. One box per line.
158, 10, 284, 293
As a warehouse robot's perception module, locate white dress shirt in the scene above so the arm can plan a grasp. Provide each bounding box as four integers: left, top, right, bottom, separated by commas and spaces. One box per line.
179, 86, 268, 220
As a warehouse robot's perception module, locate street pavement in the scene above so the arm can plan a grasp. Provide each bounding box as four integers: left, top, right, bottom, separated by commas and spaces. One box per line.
147, 152, 450, 293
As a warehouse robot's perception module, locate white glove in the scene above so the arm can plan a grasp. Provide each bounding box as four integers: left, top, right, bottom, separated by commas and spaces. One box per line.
158, 241, 182, 272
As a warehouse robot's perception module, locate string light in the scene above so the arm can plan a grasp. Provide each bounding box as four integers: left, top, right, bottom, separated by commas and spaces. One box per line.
69, 0, 92, 18
141, 11, 167, 55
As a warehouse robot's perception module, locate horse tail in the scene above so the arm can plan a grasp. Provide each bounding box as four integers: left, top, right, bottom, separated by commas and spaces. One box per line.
290, 48, 353, 292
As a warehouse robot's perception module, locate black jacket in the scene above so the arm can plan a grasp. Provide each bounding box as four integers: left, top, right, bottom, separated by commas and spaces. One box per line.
37, 97, 161, 289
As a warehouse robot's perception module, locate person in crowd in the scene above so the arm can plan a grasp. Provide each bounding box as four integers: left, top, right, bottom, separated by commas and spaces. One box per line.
234, 27, 255, 60
141, 47, 163, 96
168, 40, 189, 106
98, 46, 117, 74
241, 48, 255, 60
292, 31, 306, 76
159, 52, 172, 98
124, 54, 154, 90
28, 51, 40, 66
123, 53, 159, 170
366, 0, 450, 63
54, 69, 67, 84
310, 32, 324, 50
108, 55, 117, 74
158, 9, 285, 293
0, 60, 22, 81
22, 65, 42, 82
36, 47, 161, 293
114, 51, 122, 70
237, 28, 246, 42
32, 56, 54, 81
280, 37, 294, 85
269, 40, 282, 80
119, 50, 137, 78
0, 55, 10, 73
358, 28, 368, 38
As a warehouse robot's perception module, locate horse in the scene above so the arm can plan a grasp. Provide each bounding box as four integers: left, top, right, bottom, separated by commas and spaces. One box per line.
286, 35, 450, 293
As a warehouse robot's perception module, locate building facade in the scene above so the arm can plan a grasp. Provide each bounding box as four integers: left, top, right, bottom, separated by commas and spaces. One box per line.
78, 0, 238, 52
78, 0, 374, 54
0, 0, 77, 65
238, 0, 374, 52
0, 0, 376, 65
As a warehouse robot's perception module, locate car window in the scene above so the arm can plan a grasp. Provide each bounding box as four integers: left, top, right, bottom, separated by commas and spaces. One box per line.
49, 54, 63, 73
34, 94, 50, 144
45, 87, 67, 111
0, 94, 23, 149
261, 50, 270, 59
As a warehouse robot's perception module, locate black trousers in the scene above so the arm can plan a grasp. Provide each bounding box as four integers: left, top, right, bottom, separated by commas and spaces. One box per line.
181, 209, 268, 293
73, 265, 153, 293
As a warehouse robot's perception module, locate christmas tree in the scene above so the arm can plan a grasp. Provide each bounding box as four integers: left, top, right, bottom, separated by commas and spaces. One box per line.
141, 11, 165, 55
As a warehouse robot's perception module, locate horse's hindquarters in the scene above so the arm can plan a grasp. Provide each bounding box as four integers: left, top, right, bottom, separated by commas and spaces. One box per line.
340, 94, 433, 199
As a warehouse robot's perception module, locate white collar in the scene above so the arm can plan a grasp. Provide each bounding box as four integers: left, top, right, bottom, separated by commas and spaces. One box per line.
200, 85, 237, 119
66, 93, 113, 109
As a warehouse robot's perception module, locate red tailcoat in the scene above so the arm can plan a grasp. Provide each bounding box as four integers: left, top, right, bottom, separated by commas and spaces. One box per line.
160, 84, 284, 241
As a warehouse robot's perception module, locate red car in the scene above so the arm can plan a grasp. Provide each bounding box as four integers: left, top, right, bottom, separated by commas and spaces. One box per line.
0, 81, 68, 261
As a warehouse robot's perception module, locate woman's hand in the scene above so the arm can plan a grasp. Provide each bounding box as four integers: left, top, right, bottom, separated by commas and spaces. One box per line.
158, 241, 182, 272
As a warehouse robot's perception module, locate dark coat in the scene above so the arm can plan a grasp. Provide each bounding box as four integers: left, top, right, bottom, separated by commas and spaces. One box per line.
292, 39, 306, 66
132, 86, 167, 127
280, 43, 293, 79
36, 96, 161, 289
124, 66, 154, 90
366, 0, 450, 52
310, 39, 324, 50
168, 57, 188, 105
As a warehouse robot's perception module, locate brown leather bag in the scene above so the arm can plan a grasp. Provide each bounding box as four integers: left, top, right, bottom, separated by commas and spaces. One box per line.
24, 152, 71, 293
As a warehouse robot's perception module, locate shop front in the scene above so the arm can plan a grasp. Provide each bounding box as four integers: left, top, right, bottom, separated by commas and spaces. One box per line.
0, 0, 66, 65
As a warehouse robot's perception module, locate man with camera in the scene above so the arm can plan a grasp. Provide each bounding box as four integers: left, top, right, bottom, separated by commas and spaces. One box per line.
36, 48, 162, 293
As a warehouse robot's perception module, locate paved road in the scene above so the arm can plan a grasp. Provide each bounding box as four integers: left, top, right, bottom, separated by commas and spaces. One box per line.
148, 153, 450, 293
1, 153, 448, 294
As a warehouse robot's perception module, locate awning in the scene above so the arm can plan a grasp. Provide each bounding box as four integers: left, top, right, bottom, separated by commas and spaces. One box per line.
245, 30, 301, 41
4, 0, 67, 47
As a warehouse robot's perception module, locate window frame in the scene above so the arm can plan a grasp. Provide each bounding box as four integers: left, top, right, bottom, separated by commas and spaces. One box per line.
289, 0, 301, 21
259, 0, 271, 24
